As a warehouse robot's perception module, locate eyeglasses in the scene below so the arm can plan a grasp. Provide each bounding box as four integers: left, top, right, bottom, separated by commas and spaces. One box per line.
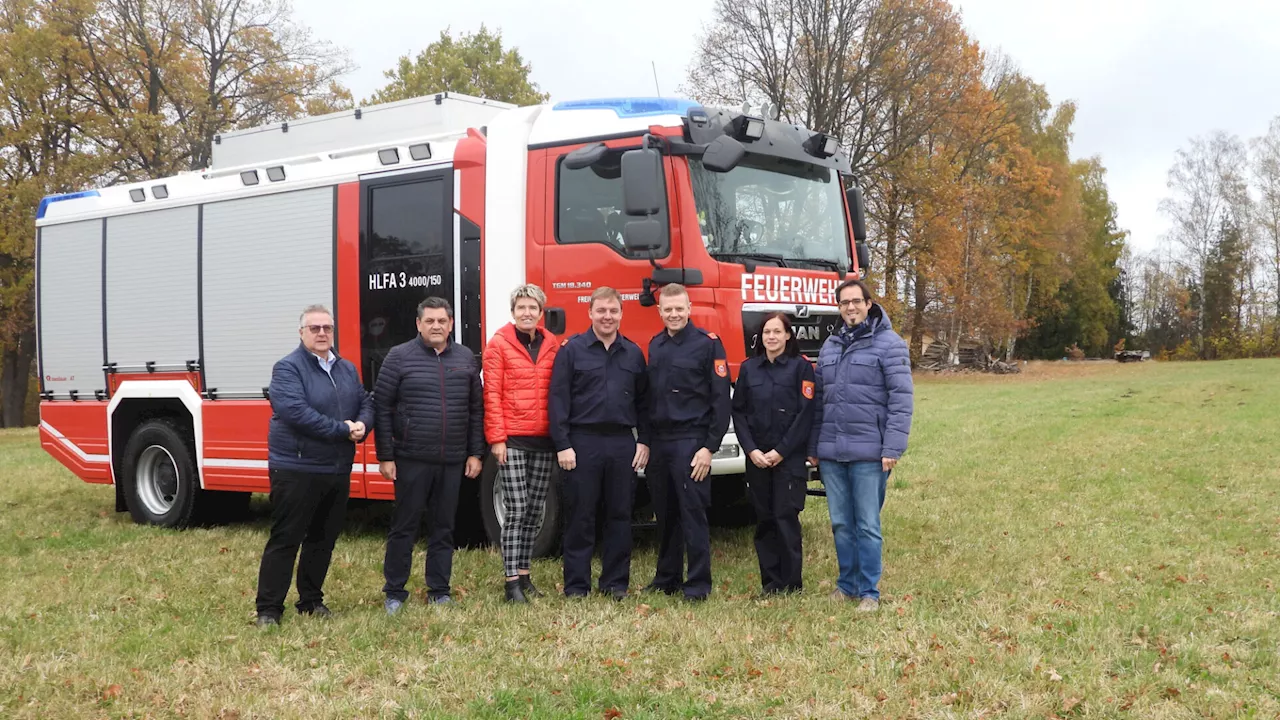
838, 298, 869, 308
304, 324, 334, 335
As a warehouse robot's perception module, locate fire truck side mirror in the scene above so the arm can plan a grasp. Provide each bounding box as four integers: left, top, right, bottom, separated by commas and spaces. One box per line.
621, 148, 664, 216
846, 185, 867, 242
564, 143, 607, 170
623, 217, 664, 253
856, 242, 871, 274
701, 135, 746, 173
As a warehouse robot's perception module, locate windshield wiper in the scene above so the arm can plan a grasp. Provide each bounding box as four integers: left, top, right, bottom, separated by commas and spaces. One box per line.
710, 251, 789, 268
790, 257, 845, 272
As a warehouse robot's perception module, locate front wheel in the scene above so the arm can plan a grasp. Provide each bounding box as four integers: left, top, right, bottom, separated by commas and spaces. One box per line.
120, 418, 201, 528
479, 454, 562, 558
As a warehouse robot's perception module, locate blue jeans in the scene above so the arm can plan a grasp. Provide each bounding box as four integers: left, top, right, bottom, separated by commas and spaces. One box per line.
820, 461, 888, 599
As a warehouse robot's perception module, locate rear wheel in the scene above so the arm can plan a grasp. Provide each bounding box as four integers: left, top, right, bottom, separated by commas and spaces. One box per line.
120, 418, 201, 528
480, 454, 562, 558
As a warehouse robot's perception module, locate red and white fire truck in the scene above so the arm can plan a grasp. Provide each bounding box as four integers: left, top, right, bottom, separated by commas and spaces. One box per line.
35, 92, 868, 553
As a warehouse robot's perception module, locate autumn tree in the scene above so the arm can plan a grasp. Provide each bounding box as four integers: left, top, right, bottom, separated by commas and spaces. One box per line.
70, 0, 353, 178
368, 25, 549, 107
0, 0, 352, 426
0, 0, 103, 426
1251, 117, 1280, 336
1158, 131, 1250, 351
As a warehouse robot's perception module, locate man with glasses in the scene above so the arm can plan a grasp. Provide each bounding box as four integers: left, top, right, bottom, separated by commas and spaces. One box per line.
374, 296, 484, 614
256, 305, 372, 628
807, 279, 913, 612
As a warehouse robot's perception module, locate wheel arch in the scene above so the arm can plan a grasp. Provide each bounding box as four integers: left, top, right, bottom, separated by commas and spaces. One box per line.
107, 380, 205, 488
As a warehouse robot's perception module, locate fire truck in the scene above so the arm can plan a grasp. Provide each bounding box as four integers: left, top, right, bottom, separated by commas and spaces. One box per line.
35, 92, 869, 554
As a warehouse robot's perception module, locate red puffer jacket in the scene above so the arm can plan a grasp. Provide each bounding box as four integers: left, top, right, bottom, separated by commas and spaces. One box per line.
483, 323, 559, 444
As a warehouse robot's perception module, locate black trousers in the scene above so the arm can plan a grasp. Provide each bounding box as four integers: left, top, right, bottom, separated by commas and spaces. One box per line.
255, 469, 350, 617
648, 437, 713, 598
561, 432, 636, 595
746, 461, 806, 592
382, 459, 463, 602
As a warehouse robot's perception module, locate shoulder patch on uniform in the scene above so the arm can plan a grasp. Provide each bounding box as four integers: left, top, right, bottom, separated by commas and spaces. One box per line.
560, 338, 570, 347
714, 359, 728, 378
706, 332, 719, 340
802, 380, 815, 399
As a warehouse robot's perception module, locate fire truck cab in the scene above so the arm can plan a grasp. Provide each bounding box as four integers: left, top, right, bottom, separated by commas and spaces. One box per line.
34, 92, 868, 555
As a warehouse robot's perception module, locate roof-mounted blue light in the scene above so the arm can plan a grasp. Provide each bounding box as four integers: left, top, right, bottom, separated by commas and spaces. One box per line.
36, 190, 101, 220
552, 97, 703, 118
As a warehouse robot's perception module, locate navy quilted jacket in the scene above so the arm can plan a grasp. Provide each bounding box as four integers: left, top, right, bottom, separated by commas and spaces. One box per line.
808, 304, 914, 462
373, 337, 485, 464
267, 344, 373, 474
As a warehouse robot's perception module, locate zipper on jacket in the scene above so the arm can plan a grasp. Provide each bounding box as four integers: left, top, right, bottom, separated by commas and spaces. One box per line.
437, 352, 447, 460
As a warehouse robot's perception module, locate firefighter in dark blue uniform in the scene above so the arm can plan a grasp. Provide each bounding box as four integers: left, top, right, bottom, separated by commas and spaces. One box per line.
732, 312, 816, 595
548, 287, 650, 600
644, 284, 732, 601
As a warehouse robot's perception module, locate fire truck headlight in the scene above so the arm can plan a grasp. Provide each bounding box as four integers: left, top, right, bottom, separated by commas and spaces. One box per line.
240, 170, 259, 186
151, 184, 168, 199
129, 189, 146, 203
266, 166, 286, 182
378, 148, 400, 165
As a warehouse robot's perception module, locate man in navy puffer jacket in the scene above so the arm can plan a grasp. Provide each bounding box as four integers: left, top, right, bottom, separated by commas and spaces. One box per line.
807, 279, 913, 611
256, 304, 372, 628
373, 296, 485, 613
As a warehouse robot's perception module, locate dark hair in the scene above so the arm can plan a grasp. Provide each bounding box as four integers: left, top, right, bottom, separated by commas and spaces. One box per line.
755, 312, 800, 358
417, 296, 454, 320
835, 278, 872, 304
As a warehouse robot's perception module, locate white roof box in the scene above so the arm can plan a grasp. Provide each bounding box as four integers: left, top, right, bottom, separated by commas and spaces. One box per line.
210, 92, 516, 169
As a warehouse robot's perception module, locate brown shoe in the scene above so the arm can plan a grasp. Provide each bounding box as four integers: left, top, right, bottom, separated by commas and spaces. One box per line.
829, 589, 853, 602
856, 597, 880, 612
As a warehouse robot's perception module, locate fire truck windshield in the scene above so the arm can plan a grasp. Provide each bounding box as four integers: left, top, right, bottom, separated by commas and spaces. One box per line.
690, 154, 852, 271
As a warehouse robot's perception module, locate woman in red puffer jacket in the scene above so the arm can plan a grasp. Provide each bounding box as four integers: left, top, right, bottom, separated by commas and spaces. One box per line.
483, 284, 559, 603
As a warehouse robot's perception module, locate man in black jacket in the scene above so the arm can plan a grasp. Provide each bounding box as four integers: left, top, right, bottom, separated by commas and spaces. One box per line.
374, 296, 484, 613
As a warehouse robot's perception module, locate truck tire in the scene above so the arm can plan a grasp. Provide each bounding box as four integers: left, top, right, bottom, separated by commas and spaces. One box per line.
479, 455, 562, 558
120, 418, 201, 528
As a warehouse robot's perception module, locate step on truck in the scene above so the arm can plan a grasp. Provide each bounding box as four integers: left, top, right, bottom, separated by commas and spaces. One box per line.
35, 92, 869, 554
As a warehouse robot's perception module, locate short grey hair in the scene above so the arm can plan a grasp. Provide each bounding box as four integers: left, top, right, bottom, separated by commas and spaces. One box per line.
299, 304, 332, 327
509, 283, 547, 312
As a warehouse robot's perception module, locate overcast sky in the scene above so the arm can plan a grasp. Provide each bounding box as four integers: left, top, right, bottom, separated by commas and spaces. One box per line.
296, 0, 1280, 253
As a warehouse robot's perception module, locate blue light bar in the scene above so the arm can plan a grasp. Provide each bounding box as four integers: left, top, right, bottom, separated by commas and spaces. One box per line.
552, 97, 703, 118
36, 190, 101, 220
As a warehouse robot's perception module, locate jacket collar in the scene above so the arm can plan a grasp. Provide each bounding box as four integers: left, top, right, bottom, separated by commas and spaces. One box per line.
416, 334, 454, 356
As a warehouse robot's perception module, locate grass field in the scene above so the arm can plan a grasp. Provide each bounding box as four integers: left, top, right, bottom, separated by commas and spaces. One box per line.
2, 359, 1279, 719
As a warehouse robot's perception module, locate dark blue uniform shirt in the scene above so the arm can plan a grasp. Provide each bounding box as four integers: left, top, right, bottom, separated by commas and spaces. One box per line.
548, 329, 650, 452
646, 323, 732, 452
731, 352, 816, 470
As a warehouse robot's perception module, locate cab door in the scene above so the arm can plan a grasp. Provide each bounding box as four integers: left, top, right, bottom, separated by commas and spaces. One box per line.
359, 166, 455, 498
539, 140, 679, 346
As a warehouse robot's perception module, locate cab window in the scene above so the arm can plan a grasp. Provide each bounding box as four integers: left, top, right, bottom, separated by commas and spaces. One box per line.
555, 148, 669, 258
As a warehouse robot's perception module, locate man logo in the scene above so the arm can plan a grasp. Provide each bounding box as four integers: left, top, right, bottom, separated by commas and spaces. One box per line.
795, 305, 811, 319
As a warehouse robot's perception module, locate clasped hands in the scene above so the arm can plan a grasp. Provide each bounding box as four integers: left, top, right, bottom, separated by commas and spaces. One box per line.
343, 420, 366, 442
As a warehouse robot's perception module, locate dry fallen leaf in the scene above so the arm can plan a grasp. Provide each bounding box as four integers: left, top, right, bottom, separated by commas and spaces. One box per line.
603, 708, 622, 719
102, 684, 123, 700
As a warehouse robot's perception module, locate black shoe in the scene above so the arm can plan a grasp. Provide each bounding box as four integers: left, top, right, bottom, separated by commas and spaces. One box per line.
505, 579, 529, 604
643, 583, 679, 596
607, 588, 628, 602
565, 590, 589, 599
255, 613, 280, 628
518, 575, 542, 598
298, 604, 333, 618
683, 593, 709, 603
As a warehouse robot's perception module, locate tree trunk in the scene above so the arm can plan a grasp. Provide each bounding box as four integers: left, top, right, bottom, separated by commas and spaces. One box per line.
909, 264, 927, 365
1, 328, 36, 428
